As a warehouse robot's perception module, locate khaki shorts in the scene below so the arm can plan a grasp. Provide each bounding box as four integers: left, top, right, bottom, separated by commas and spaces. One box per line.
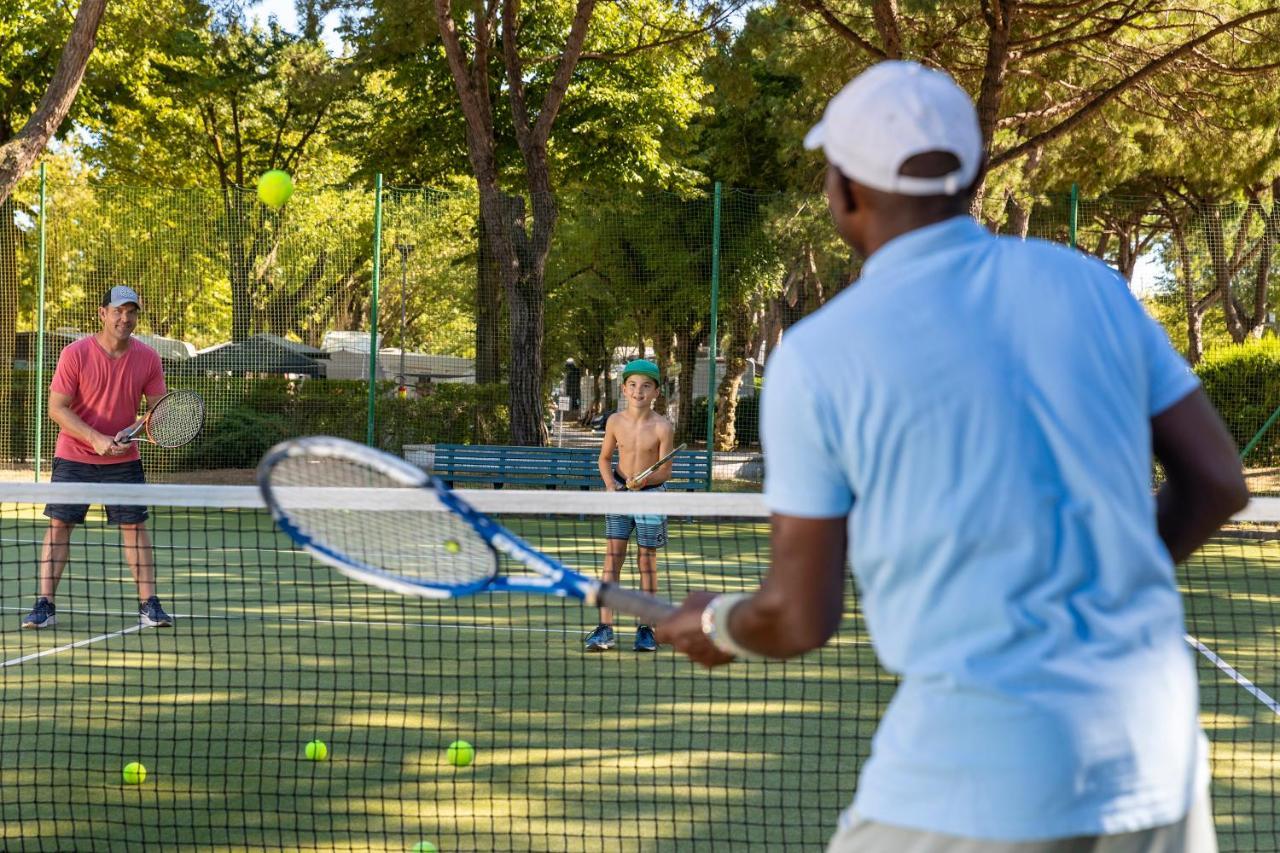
826, 790, 1218, 853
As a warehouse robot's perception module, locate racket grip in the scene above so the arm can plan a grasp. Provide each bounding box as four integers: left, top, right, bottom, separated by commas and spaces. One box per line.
596, 584, 678, 624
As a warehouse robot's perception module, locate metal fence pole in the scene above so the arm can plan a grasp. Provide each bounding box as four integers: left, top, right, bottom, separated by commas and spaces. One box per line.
34, 163, 48, 481
705, 182, 722, 490
366, 174, 384, 446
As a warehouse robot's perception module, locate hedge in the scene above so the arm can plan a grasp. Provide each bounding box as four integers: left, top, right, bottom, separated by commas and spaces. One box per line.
1196, 339, 1280, 466
6, 373, 510, 471
179, 378, 511, 470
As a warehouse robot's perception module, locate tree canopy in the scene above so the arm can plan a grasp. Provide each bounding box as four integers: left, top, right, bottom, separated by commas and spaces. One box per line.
3, 0, 1280, 456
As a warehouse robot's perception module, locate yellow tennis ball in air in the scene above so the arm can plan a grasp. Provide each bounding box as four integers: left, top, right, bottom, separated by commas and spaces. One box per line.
444, 539, 461, 554
305, 739, 329, 761
446, 740, 474, 767
411, 843, 438, 853
122, 761, 147, 785
257, 169, 294, 210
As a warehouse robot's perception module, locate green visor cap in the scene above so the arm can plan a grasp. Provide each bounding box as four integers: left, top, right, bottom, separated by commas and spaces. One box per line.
621, 359, 661, 383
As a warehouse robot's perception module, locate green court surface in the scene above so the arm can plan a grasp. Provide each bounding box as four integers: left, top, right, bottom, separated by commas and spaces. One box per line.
0, 506, 887, 851
0, 504, 1275, 851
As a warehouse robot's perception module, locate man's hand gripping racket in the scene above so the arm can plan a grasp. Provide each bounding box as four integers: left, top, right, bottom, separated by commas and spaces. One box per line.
257, 436, 677, 624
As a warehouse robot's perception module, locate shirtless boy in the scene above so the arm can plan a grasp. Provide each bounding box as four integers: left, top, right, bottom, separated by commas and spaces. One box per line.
584, 359, 675, 652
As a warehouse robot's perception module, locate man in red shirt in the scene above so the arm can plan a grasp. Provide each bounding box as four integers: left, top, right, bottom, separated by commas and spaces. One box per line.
23, 286, 174, 630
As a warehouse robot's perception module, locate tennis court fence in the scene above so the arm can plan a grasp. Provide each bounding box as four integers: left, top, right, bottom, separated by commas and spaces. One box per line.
7, 177, 1280, 481
0, 484, 1276, 850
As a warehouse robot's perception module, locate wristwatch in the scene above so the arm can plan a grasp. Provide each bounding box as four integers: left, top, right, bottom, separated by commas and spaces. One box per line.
699, 592, 759, 659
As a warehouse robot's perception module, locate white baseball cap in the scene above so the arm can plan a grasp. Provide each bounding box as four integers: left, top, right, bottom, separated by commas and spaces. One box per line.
103, 285, 142, 308
804, 61, 983, 196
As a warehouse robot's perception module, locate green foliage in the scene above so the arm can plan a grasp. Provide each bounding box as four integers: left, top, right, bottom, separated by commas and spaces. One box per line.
346, 0, 711, 192
1196, 338, 1280, 465
0, 0, 201, 148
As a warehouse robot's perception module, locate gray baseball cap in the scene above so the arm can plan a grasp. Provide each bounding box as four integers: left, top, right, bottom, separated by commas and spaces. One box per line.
102, 285, 142, 308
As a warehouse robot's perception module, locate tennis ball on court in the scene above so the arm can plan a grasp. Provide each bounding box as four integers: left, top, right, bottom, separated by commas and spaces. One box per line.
122, 761, 147, 785
446, 740, 474, 767
257, 169, 294, 210
305, 739, 329, 761
411, 843, 438, 853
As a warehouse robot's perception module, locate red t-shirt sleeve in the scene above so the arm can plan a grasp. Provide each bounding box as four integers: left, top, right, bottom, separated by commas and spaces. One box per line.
143, 351, 167, 400
49, 344, 81, 398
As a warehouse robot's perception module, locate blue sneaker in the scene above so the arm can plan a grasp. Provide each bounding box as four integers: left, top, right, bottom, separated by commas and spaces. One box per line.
584, 624, 615, 652
634, 625, 657, 652
21, 598, 56, 630
139, 596, 173, 628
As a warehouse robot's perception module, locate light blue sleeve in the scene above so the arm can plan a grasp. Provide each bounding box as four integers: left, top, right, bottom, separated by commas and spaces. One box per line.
761, 341, 855, 518
1137, 301, 1199, 416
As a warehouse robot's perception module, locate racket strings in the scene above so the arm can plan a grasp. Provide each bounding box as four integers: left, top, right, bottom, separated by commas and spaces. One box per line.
148, 392, 205, 447
268, 455, 496, 587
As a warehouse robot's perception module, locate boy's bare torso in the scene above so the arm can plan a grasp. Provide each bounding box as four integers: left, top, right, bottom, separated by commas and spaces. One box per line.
612, 411, 667, 478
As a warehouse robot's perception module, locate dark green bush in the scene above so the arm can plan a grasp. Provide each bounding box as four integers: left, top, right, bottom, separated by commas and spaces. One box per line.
373, 382, 511, 450
690, 393, 759, 449
733, 394, 760, 447
1196, 339, 1280, 465
194, 406, 292, 469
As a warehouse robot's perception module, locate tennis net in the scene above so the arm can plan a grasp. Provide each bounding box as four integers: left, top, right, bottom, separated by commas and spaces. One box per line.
0, 483, 1275, 851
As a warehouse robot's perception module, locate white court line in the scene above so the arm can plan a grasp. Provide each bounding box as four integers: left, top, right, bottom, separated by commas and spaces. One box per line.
0, 605, 870, 647
0, 605, 583, 637
1185, 634, 1280, 718
2, 623, 148, 668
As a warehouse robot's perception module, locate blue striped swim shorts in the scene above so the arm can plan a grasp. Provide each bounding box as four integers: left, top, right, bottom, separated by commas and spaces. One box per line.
604, 512, 668, 549
605, 477, 668, 548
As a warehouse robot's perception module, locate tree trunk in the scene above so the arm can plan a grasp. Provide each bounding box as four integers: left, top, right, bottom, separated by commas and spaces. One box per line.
652, 333, 674, 417
673, 320, 706, 446
506, 264, 547, 445
974, 0, 1015, 152
476, 184, 549, 446
1199, 202, 1247, 343
1172, 219, 1205, 364
1238, 180, 1280, 338
713, 301, 754, 451
0, 197, 20, 463
1006, 195, 1031, 240
475, 195, 507, 384
222, 192, 257, 342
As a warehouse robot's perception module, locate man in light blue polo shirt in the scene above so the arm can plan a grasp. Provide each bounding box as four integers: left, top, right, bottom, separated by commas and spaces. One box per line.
655, 61, 1248, 851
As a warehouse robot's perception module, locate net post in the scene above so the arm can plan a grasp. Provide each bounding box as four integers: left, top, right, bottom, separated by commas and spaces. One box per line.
706, 181, 722, 490
366, 174, 384, 447
34, 162, 48, 481
1069, 183, 1079, 250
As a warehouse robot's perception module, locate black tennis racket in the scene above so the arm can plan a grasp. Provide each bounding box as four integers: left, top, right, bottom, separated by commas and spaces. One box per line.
118, 390, 205, 448
257, 436, 676, 623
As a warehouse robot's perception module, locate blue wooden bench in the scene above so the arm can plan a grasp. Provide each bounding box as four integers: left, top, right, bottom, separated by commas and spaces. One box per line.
427, 444, 712, 491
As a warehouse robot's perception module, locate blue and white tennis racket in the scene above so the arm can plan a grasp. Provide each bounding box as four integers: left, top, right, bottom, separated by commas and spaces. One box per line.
257, 436, 676, 623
